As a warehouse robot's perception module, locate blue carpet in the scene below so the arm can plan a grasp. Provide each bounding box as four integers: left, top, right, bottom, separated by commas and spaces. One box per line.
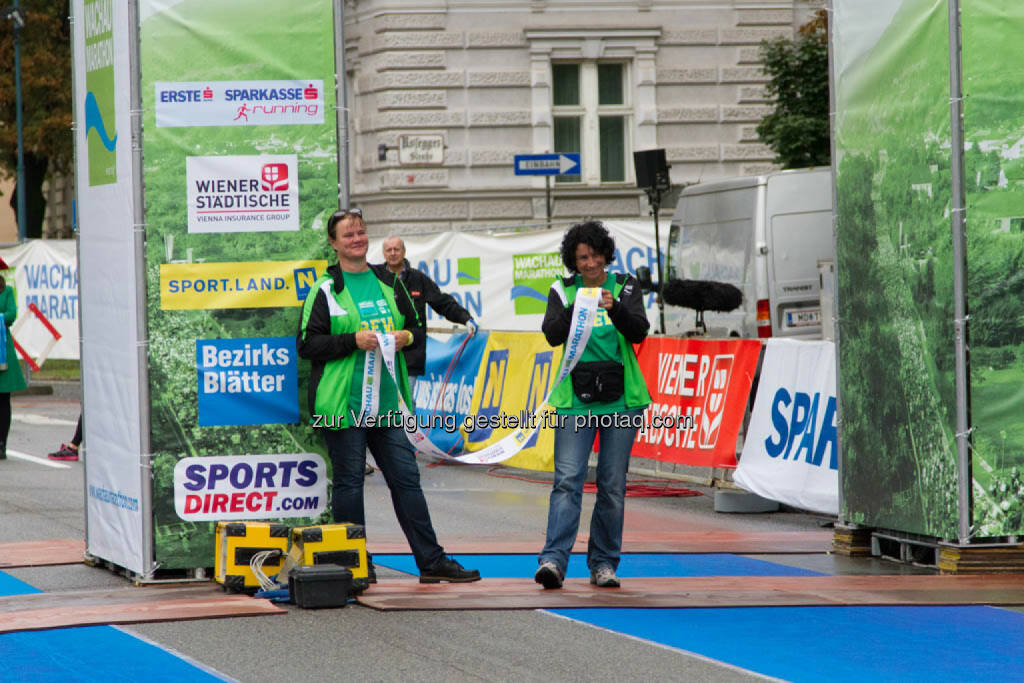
0, 569, 41, 596
372, 553, 823, 578
553, 605, 1024, 683
0, 570, 227, 682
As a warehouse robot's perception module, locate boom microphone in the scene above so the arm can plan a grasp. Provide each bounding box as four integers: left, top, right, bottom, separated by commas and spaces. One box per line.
661, 278, 743, 312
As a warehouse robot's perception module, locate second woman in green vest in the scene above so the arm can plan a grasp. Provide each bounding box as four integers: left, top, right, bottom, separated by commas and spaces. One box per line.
535, 220, 652, 589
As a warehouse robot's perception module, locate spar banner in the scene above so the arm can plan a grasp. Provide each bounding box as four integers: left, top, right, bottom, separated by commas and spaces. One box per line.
366, 221, 665, 332
140, 0, 339, 569
632, 337, 760, 468
734, 340, 838, 515
0, 240, 79, 360
833, 0, 958, 537
962, 2, 1024, 536
74, 0, 147, 574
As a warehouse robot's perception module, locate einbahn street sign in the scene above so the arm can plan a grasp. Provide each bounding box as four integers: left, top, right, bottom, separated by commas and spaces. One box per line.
513, 153, 581, 176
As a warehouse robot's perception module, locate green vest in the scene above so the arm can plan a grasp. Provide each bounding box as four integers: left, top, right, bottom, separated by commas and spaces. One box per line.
300, 273, 413, 429
549, 277, 652, 411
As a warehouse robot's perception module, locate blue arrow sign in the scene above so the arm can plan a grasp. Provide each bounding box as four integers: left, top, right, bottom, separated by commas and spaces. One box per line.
514, 153, 581, 176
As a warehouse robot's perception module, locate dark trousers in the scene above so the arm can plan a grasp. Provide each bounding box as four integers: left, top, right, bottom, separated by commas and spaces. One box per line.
324, 426, 445, 571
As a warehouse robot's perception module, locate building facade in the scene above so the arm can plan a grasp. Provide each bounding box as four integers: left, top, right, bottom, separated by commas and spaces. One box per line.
342, 0, 823, 236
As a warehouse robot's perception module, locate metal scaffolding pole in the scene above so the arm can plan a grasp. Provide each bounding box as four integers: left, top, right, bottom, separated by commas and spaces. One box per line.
947, 0, 972, 544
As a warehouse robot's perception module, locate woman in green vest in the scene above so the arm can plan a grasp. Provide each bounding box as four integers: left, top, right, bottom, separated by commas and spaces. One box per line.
297, 209, 479, 584
0, 273, 27, 459
535, 221, 652, 589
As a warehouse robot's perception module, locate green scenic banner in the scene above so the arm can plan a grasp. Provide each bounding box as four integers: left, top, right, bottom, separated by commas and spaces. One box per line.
962, 1, 1024, 536
140, 0, 338, 568
833, 0, 959, 538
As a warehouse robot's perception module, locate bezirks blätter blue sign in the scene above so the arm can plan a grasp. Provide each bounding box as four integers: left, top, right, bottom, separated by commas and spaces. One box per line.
196, 337, 298, 426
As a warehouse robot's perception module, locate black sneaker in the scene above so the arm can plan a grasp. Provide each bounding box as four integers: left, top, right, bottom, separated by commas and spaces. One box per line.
419, 556, 481, 583
534, 561, 563, 589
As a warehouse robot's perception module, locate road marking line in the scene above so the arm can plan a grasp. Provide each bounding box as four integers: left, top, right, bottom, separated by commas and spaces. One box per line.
14, 414, 79, 427
7, 450, 72, 469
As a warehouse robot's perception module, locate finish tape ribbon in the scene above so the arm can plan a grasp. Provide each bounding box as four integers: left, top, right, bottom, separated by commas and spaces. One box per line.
361, 287, 601, 464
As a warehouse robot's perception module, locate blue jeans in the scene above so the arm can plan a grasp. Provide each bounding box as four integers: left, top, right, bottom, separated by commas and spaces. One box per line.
539, 409, 643, 573
324, 425, 445, 571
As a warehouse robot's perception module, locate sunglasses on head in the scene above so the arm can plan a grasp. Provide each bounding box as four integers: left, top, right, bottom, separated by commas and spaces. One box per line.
331, 208, 362, 220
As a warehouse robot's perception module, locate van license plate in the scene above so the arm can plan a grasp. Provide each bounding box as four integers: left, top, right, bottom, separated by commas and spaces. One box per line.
786, 308, 821, 327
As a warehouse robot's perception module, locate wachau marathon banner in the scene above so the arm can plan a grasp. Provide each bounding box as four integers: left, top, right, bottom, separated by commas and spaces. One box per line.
366, 221, 665, 333
140, 0, 339, 569
0, 240, 79, 361
734, 339, 838, 515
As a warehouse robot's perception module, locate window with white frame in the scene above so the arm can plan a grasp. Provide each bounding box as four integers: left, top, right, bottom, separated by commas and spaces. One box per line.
551, 62, 631, 184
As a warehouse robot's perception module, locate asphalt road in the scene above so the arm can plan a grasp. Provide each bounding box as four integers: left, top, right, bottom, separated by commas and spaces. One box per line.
2, 394, 843, 682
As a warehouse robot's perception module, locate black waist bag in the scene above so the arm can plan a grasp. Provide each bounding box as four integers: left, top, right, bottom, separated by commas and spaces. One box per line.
570, 360, 625, 403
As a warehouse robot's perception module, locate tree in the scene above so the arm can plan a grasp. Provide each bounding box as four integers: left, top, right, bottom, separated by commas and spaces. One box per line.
0, 2, 72, 238
756, 10, 830, 169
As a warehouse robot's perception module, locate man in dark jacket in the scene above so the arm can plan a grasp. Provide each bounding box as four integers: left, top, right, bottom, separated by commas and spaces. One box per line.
380, 236, 478, 386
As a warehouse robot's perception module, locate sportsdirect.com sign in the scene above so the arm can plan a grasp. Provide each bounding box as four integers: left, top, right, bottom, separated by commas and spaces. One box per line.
173, 453, 327, 521
155, 80, 325, 127
186, 155, 299, 233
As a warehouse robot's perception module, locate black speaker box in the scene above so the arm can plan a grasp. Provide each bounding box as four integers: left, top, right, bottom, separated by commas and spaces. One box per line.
633, 148, 669, 189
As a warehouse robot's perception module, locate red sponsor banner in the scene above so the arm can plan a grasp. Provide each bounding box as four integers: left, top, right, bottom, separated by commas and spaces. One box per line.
632, 337, 761, 468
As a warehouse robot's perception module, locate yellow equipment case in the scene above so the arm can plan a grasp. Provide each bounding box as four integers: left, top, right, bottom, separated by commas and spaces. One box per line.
215, 521, 290, 592
290, 523, 369, 593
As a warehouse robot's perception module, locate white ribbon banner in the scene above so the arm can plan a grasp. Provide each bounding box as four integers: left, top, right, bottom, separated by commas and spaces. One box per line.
363, 287, 600, 464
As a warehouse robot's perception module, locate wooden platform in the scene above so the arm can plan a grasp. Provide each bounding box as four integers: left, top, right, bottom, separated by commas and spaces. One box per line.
939, 543, 1024, 574
0, 539, 86, 568
356, 574, 1024, 611
368, 530, 833, 556
0, 584, 285, 633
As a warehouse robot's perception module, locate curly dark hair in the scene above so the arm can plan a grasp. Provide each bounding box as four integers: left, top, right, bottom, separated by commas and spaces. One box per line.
560, 220, 616, 273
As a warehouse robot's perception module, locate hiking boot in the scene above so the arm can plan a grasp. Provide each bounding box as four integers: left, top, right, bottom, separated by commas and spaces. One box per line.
590, 566, 620, 588
419, 556, 481, 583
48, 444, 79, 461
534, 561, 563, 589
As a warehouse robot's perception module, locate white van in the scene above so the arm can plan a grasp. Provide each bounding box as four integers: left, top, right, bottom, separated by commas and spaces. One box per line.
664, 167, 834, 339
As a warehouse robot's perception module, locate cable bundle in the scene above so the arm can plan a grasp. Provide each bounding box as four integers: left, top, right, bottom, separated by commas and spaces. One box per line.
249, 549, 285, 591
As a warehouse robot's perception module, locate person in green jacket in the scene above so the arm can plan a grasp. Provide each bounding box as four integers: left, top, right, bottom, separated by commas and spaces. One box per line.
0, 273, 27, 459
297, 208, 479, 584
535, 221, 652, 589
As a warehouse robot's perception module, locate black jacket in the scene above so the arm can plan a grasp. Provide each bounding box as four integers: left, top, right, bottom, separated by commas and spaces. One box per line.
381, 259, 472, 376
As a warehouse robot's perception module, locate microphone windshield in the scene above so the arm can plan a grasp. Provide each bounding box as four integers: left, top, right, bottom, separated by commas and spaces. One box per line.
662, 279, 743, 312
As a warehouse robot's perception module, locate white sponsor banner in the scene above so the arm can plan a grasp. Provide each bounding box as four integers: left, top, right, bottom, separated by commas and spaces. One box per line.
74, 0, 147, 574
0, 240, 79, 359
186, 155, 299, 233
173, 453, 328, 521
734, 339, 838, 515
366, 220, 665, 332
155, 80, 325, 127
